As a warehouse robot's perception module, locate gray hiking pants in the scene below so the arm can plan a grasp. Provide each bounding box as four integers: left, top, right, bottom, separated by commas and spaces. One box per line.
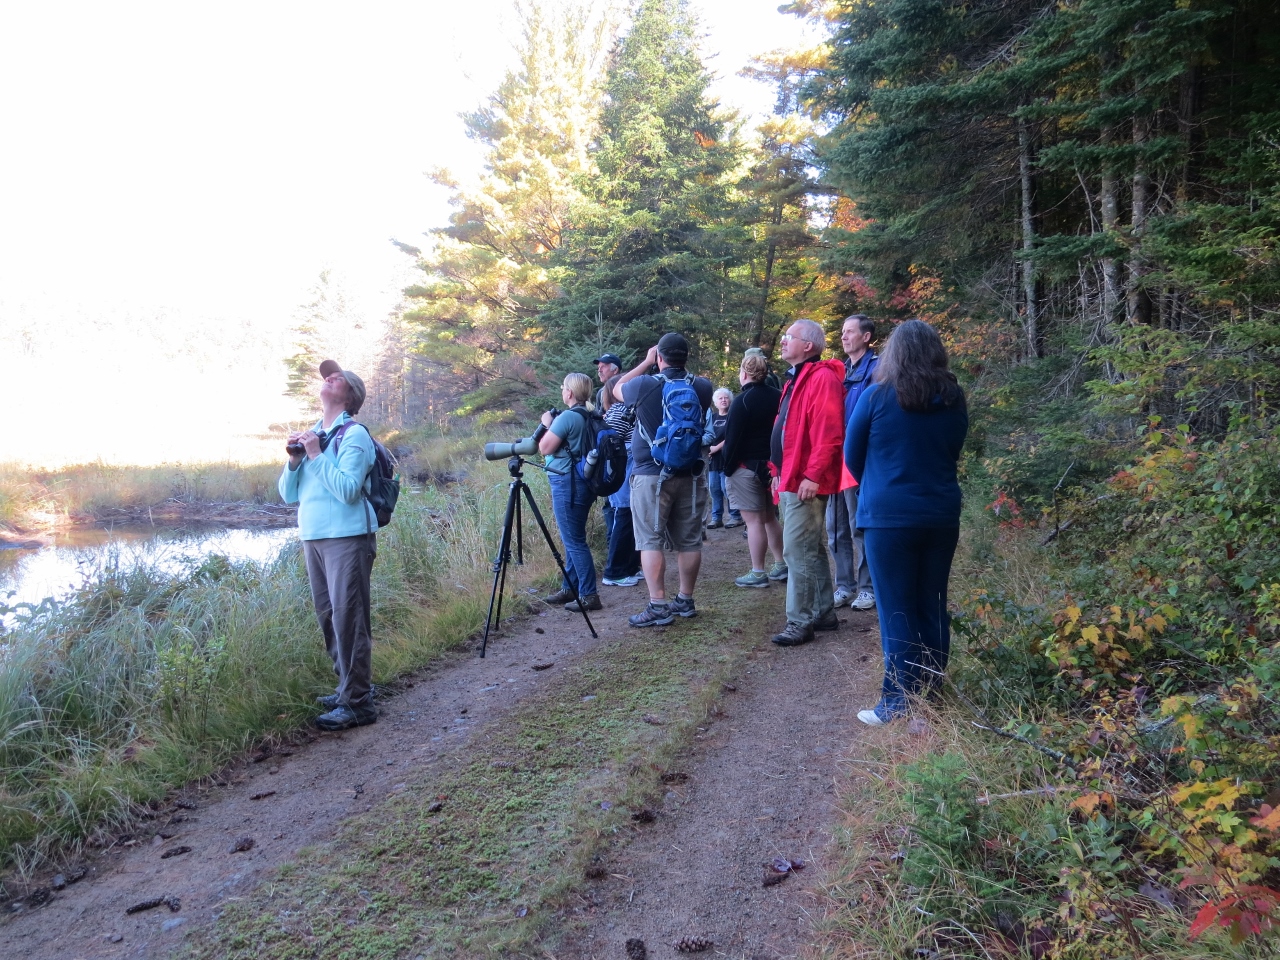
303, 534, 376, 708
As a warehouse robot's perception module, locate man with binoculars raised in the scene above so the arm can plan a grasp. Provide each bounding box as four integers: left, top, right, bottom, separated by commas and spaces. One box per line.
612, 333, 714, 627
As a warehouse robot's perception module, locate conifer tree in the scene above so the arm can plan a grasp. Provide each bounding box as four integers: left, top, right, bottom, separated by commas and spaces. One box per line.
396, 1, 613, 413
541, 0, 749, 368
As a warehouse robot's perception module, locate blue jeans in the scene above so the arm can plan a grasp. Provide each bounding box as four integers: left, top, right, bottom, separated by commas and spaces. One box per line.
603, 505, 641, 580
707, 470, 740, 522
863, 527, 960, 715
549, 473, 598, 597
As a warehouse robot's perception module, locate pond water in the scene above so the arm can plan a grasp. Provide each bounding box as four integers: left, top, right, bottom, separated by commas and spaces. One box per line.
0, 524, 298, 621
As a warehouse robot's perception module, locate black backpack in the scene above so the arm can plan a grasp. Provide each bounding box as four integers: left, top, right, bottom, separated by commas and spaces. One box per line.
330, 421, 401, 528
562, 407, 628, 498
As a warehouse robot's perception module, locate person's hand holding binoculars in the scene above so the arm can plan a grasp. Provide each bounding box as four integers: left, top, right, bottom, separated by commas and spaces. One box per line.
286, 430, 322, 466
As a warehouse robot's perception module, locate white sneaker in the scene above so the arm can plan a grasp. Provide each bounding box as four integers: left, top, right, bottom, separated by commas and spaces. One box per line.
857, 708, 887, 726
851, 590, 876, 610
832, 588, 854, 608
602, 574, 642, 587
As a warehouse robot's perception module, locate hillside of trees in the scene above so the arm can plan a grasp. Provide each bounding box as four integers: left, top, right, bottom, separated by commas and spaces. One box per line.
390, 0, 1280, 950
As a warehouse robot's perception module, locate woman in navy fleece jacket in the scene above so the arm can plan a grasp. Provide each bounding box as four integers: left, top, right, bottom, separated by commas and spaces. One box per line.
844, 319, 968, 725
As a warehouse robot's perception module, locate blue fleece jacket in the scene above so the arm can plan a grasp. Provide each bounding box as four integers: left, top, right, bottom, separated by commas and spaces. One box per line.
844, 383, 968, 528
278, 412, 377, 540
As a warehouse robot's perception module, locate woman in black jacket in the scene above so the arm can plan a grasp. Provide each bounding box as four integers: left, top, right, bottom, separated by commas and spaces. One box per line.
721, 352, 785, 588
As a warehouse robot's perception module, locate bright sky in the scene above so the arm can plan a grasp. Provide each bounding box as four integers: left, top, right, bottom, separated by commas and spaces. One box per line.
1, 1, 816, 466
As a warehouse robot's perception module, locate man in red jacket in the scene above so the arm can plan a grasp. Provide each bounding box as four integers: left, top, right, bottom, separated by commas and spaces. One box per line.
769, 318, 847, 646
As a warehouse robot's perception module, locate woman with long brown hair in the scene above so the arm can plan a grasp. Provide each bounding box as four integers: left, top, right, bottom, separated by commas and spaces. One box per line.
844, 319, 968, 725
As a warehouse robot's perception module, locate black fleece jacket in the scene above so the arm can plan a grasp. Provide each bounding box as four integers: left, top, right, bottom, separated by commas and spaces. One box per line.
720, 380, 783, 474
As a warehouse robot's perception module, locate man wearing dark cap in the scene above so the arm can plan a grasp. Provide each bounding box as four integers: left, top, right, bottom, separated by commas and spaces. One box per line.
594, 353, 622, 408
279, 359, 379, 731
613, 333, 714, 627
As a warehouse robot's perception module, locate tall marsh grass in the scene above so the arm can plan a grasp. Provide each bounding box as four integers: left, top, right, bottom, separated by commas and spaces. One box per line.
0, 461, 284, 529
0, 467, 558, 873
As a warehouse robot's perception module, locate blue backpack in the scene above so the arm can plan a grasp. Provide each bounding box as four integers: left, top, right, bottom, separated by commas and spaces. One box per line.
644, 373, 705, 476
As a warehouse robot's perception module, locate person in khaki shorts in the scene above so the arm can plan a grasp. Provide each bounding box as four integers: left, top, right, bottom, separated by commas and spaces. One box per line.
613, 333, 714, 627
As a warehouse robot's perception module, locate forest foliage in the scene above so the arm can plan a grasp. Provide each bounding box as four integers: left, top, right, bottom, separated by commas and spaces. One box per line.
391, 0, 1280, 950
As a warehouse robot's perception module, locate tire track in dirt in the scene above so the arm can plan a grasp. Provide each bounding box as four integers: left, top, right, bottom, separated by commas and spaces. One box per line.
553, 600, 881, 960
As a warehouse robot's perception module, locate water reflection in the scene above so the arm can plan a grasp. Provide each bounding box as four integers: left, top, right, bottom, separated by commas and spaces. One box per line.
0, 524, 298, 617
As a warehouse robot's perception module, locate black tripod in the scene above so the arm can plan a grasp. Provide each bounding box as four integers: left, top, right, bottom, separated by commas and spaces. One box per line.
480, 456, 598, 657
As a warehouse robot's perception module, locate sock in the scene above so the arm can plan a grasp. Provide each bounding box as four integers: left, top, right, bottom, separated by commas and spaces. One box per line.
677, 592, 692, 600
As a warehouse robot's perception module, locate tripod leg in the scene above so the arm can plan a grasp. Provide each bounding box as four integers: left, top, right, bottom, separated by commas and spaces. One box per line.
481, 478, 522, 658
521, 480, 599, 639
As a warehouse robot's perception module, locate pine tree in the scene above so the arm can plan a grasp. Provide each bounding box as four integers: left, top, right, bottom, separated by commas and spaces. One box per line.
540, 0, 750, 369
396, 1, 613, 414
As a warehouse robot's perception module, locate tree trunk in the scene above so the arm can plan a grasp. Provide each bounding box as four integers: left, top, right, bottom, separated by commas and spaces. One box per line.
1018, 116, 1041, 358
1127, 105, 1152, 325
1100, 122, 1122, 329
751, 220, 779, 348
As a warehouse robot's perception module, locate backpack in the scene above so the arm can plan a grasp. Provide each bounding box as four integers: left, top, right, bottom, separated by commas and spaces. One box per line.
562, 407, 628, 498
330, 421, 402, 528
641, 373, 705, 476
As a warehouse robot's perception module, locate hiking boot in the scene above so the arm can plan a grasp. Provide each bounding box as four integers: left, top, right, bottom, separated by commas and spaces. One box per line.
767, 562, 789, 581
851, 590, 876, 610
629, 601, 674, 628
565, 593, 602, 612
602, 574, 642, 587
542, 588, 575, 605
314, 703, 378, 731
832, 588, 853, 608
734, 570, 769, 588
813, 609, 840, 631
669, 595, 696, 618
316, 685, 379, 709
771, 621, 814, 647
707, 517, 723, 529
723, 517, 744, 529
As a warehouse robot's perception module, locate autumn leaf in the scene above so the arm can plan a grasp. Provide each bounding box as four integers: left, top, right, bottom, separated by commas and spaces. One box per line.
1189, 901, 1223, 939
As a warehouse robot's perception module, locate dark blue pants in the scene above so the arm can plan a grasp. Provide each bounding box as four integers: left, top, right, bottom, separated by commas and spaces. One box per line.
707, 470, 740, 523
863, 526, 960, 715
549, 473, 598, 598
603, 505, 641, 580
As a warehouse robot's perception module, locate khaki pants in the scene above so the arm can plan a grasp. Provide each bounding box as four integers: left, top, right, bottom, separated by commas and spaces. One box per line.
780, 491, 835, 627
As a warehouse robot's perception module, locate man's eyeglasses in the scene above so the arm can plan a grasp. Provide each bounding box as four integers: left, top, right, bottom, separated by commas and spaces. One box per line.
780, 333, 811, 345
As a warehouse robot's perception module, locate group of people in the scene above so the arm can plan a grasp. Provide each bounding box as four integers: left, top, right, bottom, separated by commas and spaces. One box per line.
279, 316, 967, 731
536, 318, 969, 726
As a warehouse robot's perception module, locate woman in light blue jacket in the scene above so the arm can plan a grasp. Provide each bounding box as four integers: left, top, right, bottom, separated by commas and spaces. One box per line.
279, 359, 378, 731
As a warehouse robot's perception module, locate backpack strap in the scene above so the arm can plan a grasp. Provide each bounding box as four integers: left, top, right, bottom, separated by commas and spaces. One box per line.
329, 419, 377, 543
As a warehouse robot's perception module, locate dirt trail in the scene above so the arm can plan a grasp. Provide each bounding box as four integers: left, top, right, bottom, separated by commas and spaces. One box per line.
1, 524, 881, 960
558, 605, 880, 960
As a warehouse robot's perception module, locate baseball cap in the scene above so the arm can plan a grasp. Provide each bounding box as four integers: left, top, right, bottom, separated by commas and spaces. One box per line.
656, 332, 689, 365
593, 353, 623, 368
319, 359, 367, 414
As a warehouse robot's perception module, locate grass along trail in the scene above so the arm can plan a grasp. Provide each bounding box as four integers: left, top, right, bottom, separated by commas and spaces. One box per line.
0, 524, 882, 959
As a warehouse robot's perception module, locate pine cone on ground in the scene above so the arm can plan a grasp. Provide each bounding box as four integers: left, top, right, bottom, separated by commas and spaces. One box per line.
624, 937, 647, 959
673, 935, 713, 953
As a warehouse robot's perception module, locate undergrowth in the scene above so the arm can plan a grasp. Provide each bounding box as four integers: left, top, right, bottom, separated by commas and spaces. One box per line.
821, 409, 1280, 958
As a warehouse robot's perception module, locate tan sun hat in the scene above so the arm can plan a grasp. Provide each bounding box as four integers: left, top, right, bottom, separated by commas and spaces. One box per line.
319, 359, 366, 414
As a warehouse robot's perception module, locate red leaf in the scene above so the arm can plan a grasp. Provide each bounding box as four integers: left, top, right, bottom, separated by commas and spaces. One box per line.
1189, 902, 1222, 939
